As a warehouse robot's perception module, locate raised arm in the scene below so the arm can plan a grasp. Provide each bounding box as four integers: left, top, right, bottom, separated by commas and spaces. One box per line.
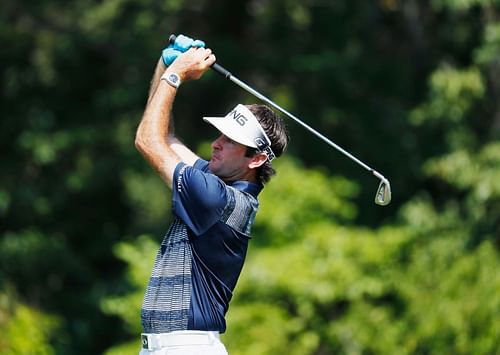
135, 47, 216, 189
146, 57, 166, 105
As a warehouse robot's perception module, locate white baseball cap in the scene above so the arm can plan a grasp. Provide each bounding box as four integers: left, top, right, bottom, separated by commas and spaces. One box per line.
203, 104, 275, 161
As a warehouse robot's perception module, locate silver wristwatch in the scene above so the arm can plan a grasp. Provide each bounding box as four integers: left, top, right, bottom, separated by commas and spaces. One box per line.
161, 72, 181, 89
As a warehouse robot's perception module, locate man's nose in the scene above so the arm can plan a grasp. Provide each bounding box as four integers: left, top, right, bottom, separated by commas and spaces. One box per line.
212, 135, 223, 149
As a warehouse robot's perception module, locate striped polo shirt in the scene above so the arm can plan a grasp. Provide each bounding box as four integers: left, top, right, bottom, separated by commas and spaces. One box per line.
141, 159, 262, 333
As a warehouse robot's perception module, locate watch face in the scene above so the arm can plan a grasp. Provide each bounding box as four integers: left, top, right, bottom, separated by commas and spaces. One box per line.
161, 72, 180, 88
169, 74, 179, 84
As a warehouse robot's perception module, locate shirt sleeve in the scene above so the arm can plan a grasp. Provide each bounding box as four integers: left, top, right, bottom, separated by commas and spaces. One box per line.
172, 160, 228, 236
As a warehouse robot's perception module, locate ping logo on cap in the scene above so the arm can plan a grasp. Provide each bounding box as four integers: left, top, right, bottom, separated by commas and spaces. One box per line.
254, 138, 266, 149
229, 109, 248, 126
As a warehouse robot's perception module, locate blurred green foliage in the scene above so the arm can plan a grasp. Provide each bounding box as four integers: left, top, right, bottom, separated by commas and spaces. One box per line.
0, 288, 60, 355
1, 0, 499, 354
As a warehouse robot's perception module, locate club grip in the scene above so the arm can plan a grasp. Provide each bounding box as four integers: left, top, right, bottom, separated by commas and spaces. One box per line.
167, 34, 232, 79
211, 63, 232, 79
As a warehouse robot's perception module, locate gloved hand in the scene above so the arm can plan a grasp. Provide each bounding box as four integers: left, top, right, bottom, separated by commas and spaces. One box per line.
162, 34, 205, 66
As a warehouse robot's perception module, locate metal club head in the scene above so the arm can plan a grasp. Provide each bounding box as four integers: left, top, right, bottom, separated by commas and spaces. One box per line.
375, 178, 392, 206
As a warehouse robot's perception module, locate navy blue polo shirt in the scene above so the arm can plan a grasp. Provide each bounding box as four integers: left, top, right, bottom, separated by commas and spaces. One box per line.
141, 159, 262, 334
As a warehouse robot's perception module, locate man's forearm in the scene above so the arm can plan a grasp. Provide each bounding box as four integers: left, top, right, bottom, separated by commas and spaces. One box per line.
145, 58, 176, 137
147, 58, 167, 105
136, 76, 181, 188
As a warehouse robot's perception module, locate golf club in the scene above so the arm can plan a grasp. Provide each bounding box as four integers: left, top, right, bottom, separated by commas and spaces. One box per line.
169, 35, 391, 206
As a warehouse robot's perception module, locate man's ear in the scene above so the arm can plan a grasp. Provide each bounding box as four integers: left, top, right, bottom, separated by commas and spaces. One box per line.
248, 152, 268, 169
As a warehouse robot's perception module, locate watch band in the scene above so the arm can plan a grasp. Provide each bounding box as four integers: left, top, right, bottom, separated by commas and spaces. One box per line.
161, 72, 181, 89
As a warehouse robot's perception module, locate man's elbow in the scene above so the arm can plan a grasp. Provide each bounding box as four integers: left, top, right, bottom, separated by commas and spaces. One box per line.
134, 132, 171, 162
134, 133, 145, 153
135, 130, 154, 157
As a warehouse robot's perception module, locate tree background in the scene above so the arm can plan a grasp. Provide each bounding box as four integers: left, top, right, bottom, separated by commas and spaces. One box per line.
1, 0, 499, 354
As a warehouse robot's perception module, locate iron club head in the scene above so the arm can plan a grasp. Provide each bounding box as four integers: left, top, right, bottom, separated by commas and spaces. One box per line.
375, 178, 392, 206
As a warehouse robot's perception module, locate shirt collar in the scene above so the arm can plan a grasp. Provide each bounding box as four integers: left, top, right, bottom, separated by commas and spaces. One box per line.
230, 180, 263, 197
200, 159, 263, 197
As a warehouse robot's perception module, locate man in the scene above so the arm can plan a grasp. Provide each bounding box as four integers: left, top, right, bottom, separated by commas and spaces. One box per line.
135, 35, 289, 354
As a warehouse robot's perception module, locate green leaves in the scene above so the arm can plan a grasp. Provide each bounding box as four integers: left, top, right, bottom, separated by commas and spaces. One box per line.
410, 66, 484, 126
224, 222, 411, 355
2, 1, 500, 354
101, 235, 157, 334
424, 142, 500, 197
0, 291, 60, 355
254, 158, 359, 246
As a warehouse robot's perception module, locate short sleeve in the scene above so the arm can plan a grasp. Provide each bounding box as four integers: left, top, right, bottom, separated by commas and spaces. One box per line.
172, 160, 228, 236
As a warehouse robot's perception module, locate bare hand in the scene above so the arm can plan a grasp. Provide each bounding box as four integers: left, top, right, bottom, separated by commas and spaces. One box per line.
167, 47, 216, 82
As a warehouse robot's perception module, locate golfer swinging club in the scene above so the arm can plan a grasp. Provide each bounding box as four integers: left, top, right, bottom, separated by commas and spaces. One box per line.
135, 34, 289, 354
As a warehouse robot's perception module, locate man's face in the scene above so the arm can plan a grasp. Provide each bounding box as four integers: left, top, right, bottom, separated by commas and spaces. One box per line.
208, 134, 253, 182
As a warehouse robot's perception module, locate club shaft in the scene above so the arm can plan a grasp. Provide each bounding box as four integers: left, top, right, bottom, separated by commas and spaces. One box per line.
167, 34, 390, 204
227, 75, 387, 181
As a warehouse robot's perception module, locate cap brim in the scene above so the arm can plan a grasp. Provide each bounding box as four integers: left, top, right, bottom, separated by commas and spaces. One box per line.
203, 116, 258, 148
202, 104, 275, 162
